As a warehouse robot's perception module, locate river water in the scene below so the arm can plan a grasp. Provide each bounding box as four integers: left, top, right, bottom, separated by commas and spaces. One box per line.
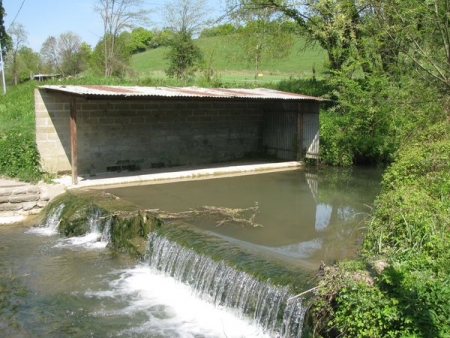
0, 167, 382, 337
106, 167, 382, 269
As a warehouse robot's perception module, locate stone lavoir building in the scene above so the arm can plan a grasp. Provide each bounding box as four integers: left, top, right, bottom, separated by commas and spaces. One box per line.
35, 85, 324, 184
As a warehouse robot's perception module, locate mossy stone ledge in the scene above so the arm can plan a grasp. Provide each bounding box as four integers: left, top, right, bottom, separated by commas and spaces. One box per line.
40, 190, 159, 258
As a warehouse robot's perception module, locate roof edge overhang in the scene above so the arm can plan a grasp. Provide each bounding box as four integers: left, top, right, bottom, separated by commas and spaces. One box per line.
39, 85, 327, 102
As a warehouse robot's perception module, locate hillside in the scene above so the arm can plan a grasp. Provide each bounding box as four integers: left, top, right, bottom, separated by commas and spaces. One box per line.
132, 35, 327, 83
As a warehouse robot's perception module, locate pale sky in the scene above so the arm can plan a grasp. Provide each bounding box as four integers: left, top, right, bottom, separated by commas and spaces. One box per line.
3, 0, 224, 52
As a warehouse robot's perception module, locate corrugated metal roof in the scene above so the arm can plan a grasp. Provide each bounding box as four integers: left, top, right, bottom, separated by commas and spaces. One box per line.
40, 85, 324, 101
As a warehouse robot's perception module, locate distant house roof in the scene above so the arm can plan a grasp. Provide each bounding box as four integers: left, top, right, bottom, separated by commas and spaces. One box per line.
33, 74, 61, 81
39, 85, 325, 101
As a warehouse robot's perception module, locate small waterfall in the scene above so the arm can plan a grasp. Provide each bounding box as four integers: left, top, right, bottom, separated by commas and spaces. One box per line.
100, 217, 112, 243
145, 231, 308, 337
61, 207, 112, 249
27, 203, 65, 236
86, 208, 112, 244
29, 202, 113, 246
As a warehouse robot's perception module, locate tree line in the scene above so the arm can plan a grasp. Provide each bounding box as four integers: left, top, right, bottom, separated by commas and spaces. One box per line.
0, 0, 303, 84
1, 0, 449, 90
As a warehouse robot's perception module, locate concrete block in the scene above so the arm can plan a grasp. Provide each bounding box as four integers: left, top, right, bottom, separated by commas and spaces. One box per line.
35, 104, 49, 114
11, 187, 28, 195
44, 102, 66, 111
36, 133, 49, 141
26, 187, 40, 194
0, 203, 22, 211
99, 117, 116, 124
145, 103, 161, 109
37, 199, 49, 208
113, 103, 130, 110
9, 194, 40, 203
37, 141, 58, 150
130, 117, 145, 124
0, 195, 10, 203
130, 103, 146, 110
36, 126, 57, 134
0, 189, 12, 197
22, 201, 37, 211
81, 103, 99, 110
39, 192, 50, 201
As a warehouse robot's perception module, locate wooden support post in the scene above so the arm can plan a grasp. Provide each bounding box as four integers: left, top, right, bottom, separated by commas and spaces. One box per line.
297, 105, 304, 161
70, 97, 78, 185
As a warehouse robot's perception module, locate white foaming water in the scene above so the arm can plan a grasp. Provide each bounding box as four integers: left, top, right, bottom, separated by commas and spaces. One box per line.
27, 204, 112, 250
26, 203, 65, 236
54, 211, 111, 250
88, 265, 272, 338
146, 233, 306, 337
54, 231, 108, 250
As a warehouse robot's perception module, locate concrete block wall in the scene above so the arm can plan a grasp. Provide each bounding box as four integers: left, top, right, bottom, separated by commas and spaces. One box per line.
77, 99, 265, 174
35, 88, 71, 173
36, 88, 266, 175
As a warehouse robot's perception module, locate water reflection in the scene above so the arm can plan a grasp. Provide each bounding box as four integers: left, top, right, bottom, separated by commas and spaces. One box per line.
106, 167, 382, 268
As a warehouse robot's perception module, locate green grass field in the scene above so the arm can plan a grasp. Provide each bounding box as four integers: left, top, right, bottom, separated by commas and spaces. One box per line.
132, 35, 328, 83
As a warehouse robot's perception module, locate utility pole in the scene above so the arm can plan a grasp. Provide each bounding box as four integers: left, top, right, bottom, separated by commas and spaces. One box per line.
0, 40, 5, 94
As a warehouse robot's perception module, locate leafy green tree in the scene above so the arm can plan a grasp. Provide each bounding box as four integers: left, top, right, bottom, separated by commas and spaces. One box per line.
151, 28, 174, 48
15, 46, 40, 80
162, 0, 210, 81
126, 27, 154, 54
6, 22, 28, 85
91, 33, 131, 77
226, 0, 295, 79
265, 0, 366, 72
236, 18, 294, 79
226, 0, 362, 72
78, 42, 93, 72
40, 36, 59, 72
199, 23, 237, 38
94, 0, 150, 76
58, 32, 85, 75
370, 0, 450, 90
40, 32, 90, 76
165, 32, 203, 81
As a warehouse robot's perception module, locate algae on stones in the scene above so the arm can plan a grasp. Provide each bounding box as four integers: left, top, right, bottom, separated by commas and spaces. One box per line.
40, 191, 158, 258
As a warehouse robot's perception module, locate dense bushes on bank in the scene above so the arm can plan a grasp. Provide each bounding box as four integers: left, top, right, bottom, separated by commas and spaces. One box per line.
318, 74, 445, 166
309, 115, 450, 337
0, 81, 41, 182
0, 130, 41, 183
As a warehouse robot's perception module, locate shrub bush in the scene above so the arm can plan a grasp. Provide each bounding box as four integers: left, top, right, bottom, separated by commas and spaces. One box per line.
0, 130, 41, 182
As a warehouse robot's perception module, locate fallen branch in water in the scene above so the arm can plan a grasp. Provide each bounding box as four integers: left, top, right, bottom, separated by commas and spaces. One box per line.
287, 286, 319, 301
146, 203, 262, 228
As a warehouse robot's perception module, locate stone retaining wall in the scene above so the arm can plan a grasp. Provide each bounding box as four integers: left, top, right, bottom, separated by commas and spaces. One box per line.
0, 184, 51, 217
